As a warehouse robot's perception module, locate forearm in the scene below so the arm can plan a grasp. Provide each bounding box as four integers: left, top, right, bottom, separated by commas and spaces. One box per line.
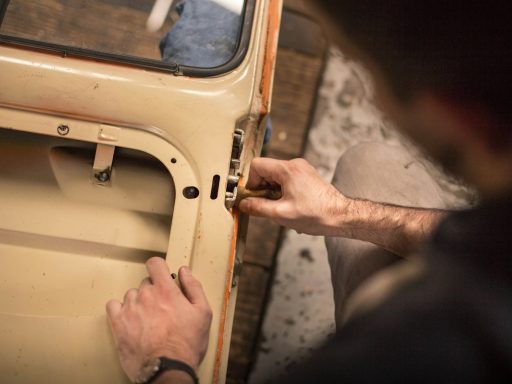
239, 157, 447, 256
329, 197, 446, 257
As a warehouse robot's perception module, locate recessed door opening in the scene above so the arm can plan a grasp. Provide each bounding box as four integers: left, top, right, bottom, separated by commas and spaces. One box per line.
0, 128, 175, 317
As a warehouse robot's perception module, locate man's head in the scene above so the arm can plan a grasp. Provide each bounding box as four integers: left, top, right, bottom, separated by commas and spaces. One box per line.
317, 1, 512, 198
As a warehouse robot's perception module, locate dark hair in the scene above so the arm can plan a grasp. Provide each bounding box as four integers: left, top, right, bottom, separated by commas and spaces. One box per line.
319, 1, 512, 136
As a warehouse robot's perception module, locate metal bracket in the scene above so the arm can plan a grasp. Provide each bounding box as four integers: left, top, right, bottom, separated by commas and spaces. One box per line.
225, 128, 244, 209
91, 143, 115, 186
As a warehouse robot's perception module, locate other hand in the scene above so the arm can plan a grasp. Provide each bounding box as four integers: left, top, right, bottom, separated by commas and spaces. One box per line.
106, 257, 212, 381
239, 158, 349, 236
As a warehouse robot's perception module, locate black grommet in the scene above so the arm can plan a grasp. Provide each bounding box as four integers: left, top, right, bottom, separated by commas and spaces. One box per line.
183, 186, 200, 199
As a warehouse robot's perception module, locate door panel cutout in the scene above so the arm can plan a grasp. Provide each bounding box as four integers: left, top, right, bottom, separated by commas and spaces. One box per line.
211, 174, 221, 200
0, 128, 175, 318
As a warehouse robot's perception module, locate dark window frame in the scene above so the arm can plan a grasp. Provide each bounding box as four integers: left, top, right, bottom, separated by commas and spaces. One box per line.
0, 0, 255, 77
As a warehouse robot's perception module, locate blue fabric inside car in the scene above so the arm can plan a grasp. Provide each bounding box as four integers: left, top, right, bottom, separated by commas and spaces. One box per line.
159, 0, 242, 68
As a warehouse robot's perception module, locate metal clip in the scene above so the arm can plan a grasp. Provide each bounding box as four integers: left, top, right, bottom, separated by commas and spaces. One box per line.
91, 143, 115, 186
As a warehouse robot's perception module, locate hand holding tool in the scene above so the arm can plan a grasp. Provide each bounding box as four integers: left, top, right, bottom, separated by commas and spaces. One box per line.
234, 186, 282, 207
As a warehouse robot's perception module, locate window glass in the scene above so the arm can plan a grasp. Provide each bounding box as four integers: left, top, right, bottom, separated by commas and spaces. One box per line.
0, 0, 246, 69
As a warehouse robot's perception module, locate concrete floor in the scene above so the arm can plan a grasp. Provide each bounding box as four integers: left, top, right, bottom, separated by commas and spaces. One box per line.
249, 47, 473, 383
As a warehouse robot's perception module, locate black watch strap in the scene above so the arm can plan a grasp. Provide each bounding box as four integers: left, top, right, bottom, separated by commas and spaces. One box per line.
148, 358, 199, 384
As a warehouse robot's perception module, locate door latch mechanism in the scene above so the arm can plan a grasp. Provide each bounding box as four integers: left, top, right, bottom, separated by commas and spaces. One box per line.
225, 128, 244, 209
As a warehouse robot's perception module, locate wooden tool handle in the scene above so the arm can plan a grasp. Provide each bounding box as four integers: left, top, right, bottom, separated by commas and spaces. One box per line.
235, 186, 282, 206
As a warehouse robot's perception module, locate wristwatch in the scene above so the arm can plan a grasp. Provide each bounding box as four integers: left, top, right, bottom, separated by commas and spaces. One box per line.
135, 357, 199, 384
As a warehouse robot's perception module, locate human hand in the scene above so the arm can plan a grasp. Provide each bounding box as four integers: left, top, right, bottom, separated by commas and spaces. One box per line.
239, 158, 349, 236
106, 257, 212, 381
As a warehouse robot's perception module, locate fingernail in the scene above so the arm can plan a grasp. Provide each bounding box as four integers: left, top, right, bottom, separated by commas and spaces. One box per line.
181, 266, 191, 274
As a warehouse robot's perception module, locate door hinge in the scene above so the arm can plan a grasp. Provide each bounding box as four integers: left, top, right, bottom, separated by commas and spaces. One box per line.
225, 128, 244, 209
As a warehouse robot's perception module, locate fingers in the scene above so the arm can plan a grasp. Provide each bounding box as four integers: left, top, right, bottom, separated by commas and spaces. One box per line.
106, 299, 122, 319
123, 288, 138, 304
178, 266, 209, 308
246, 158, 289, 189
146, 257, 174, 287
139, 277, 152, 289
239, 197, 279, 218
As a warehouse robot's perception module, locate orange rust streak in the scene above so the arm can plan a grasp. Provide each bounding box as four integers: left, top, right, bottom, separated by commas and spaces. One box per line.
259, 0, 282, 115
212, 1, 282, 380
213, 210, 239, 383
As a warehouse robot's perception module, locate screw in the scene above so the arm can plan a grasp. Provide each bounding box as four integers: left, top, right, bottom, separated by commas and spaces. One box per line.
95, 171, 110, 183
57, 124, 70, 136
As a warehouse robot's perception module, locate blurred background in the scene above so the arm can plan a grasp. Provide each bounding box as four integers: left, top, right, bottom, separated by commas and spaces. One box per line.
227, 1, 473, 383
0, 0, 472, 381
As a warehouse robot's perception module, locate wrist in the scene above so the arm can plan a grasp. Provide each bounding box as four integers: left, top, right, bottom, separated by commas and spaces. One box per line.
322, 193, 356, 237
135, 357, 199, 384
151, 349, 200, 372
153, 370, 194, 384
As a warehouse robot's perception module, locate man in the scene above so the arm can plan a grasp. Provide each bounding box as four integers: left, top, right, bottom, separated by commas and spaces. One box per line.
106, 1, 512, 382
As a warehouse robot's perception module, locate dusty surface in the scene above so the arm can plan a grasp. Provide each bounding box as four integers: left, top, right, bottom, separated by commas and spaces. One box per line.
249, 47, 473, 383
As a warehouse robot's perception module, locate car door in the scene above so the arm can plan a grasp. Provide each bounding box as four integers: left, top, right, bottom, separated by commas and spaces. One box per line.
0, 0, 282, 382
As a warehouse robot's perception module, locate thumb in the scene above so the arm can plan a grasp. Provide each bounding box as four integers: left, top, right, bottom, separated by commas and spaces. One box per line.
239, 197, 279, 218
178, 266, 209, 307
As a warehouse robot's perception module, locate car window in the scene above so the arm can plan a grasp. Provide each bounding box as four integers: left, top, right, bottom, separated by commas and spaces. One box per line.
0, 0, 248, 72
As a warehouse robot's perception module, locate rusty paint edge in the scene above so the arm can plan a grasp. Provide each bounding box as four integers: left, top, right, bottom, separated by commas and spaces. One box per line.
213, 210, 239, 383
212, 0, 282, 380
259, 0, 282, 115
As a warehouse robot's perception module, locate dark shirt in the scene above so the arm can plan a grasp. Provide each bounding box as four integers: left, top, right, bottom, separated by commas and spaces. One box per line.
284, 194, 512, 383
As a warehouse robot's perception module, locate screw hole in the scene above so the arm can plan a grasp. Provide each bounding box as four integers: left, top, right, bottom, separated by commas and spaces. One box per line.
183, 186, 199, 199
171, 158, 177, 164
57, 124, 70, 136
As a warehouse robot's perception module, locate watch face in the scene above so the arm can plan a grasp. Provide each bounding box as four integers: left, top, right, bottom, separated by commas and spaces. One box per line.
135, 357, 161, 384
